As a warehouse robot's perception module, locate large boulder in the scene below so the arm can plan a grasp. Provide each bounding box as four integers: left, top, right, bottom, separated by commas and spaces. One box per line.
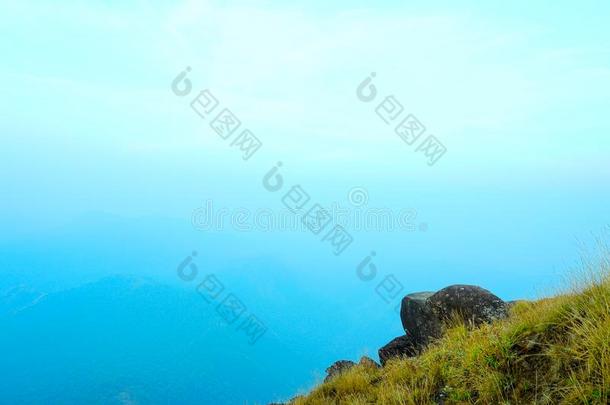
378, 335, 418, 366
428, 285, 508, 327
399, 285, 509, 350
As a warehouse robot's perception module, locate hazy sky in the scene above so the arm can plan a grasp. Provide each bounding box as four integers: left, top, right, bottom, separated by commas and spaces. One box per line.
1, 1, 609, 298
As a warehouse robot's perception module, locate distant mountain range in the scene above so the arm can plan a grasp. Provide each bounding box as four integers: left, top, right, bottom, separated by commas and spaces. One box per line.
0, 275, 316, 404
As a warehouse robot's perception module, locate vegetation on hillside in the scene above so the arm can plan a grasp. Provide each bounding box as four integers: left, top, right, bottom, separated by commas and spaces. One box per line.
292, 254, 610, 404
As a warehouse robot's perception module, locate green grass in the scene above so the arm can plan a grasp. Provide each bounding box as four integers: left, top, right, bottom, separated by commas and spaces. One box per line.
292, 254, 610, 404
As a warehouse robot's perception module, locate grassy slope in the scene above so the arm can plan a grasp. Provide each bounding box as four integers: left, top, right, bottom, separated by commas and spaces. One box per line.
293, 268, 610, 404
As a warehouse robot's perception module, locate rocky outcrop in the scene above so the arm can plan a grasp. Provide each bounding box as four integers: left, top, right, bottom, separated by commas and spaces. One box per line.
380, 284, 508, 365
427, 285, 508, 329
320, 285, 508, 374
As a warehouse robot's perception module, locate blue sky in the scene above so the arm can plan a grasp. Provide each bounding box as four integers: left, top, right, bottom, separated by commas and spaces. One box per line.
1, 0, 610, 295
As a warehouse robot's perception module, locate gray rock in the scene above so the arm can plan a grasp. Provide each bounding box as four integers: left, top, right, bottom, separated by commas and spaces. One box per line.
324, 360, 356, 382
400, 291, 438, 345
428, 285, 508, 327
378, 335, 418, 366
399, 285, 509, 350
